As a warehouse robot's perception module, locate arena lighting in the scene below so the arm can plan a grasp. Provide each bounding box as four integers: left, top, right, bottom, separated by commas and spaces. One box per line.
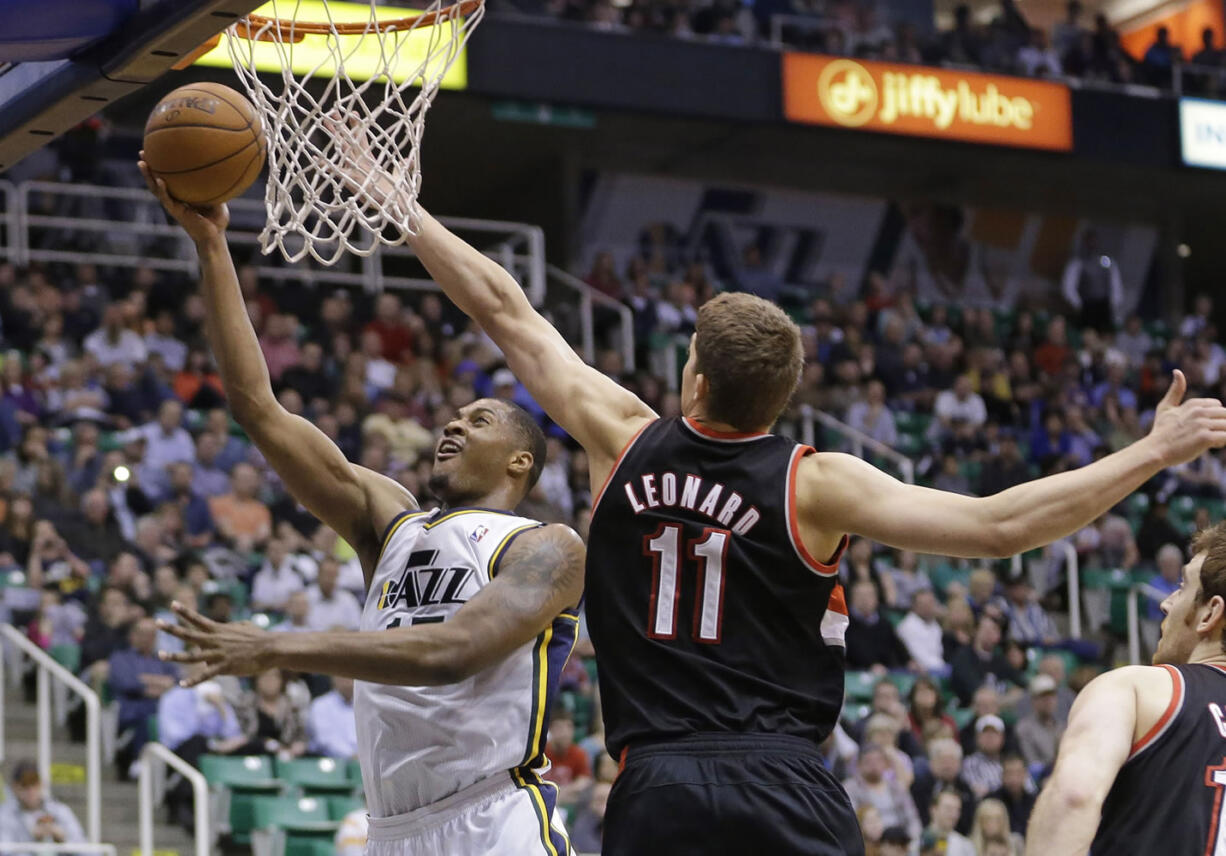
112, 465, 131, 483
1178, 243, 1192, 258
194, 0, 469, 88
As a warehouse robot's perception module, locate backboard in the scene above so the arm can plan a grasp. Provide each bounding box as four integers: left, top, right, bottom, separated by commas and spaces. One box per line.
0, 0, 265, 172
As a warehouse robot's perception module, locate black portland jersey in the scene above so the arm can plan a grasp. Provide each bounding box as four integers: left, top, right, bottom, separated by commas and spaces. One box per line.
1094, 663, 1226, 855
585, 417, 850, 758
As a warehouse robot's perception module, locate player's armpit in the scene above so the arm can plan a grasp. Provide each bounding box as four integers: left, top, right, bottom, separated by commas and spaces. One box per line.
1024, 667, 1143, 856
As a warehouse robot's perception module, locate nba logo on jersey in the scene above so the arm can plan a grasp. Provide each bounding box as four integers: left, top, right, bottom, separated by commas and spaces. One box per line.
470, 525, 489, 544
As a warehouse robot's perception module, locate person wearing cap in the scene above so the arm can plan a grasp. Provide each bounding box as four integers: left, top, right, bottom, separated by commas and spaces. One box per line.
962, 715, 1007, 799
0, 761, 85, 854
1015, 674, 1066, 769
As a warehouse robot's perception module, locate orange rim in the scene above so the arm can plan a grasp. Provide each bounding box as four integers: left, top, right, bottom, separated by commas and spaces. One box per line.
236, 0, 482, 42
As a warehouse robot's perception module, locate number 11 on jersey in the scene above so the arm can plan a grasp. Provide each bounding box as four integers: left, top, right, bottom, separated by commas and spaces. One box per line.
644, 524, 729, 644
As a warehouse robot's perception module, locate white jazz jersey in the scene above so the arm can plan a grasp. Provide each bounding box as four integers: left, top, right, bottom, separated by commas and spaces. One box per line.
355, 507, 580, 823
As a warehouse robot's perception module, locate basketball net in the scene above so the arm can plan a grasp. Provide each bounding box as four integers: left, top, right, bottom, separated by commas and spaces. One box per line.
224, 0, 484, 265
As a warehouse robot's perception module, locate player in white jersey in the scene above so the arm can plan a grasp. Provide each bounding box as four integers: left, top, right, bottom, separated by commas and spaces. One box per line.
142, 161, 584, 856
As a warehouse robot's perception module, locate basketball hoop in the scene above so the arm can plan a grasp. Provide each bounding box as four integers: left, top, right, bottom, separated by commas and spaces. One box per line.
222, 0, 485, 265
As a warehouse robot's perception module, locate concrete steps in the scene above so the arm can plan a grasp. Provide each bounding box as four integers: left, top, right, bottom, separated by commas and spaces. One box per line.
3, 679, 198, 854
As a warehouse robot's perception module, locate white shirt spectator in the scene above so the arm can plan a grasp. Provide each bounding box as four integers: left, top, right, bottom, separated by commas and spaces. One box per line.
309, 689, 358, 758
83, 327, 147, 368
933, 388, 987, 427
896, 610, 945, 672
366, 357, 397, 391
145, 332, 188, 372
251, 559, 306, 611
845, 400, 899, 449
306, 585, 362, 631
0, 795, 86, 854
133, 422, 196, 488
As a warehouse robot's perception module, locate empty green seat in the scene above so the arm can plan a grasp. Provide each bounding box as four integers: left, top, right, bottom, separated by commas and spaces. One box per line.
252, 796, 340, 856
200, 754, 279, 789
845, 671, 877, 703
276, 758, 357, 795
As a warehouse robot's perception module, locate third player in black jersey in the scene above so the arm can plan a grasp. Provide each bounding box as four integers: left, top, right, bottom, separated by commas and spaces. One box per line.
358, 173, 1226, 854
1028, 522, 1226, 855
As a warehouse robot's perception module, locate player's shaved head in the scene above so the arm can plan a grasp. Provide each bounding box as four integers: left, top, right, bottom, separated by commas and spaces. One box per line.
496, 399, 547, 492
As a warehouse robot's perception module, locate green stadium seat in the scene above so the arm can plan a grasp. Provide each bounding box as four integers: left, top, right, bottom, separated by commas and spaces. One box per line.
199, 755, 283, 844
251, 795, 339, 856
275, 758, 358, 795
48, 643, 80, 673
845, 671, 877, 703
887, 673, 916, 698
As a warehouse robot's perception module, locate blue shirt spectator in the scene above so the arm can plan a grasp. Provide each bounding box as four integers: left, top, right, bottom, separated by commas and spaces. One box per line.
157, 683, 243, 752
108, 618, 179, 762
1146, 543, 1184, 620
308, 677, 358, 759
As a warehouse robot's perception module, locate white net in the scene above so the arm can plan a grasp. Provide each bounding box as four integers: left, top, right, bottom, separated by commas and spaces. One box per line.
225, 0, 484, 265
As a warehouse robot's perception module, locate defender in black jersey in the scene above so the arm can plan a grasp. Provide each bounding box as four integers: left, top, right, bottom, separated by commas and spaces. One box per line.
1028, 522, 1226, 856
395, 199, 1226, 855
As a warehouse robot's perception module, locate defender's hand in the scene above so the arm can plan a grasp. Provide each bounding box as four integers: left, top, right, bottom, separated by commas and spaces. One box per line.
158, 602, 273, 685
1148, 370, 1226, 467
138, 153, 229, 243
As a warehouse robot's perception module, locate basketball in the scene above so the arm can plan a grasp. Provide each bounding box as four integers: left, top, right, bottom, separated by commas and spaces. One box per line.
142, 82, 265, 206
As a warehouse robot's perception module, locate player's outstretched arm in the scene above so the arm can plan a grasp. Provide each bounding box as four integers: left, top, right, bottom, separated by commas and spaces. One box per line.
159, 525, 585, 686
140, 160, 415, 571
409, 210, 654, 468
801, 371, 1226, 558
1024, 667, 1152, 855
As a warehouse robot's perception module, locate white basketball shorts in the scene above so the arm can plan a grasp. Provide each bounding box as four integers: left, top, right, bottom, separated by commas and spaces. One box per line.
365, 770, 574, 856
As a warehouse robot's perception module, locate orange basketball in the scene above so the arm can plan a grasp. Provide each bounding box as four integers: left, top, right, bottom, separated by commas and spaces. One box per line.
143, 82, 266, 206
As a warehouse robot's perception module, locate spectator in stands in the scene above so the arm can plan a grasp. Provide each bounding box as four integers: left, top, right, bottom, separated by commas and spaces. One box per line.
280, 341, 331, 408
61, 488, 127, 564
1003, 576, 1058, 646
190, 432, 229, 499
1181, 293, 1213, 339
1032, 315, 1071, 378
1018, 27, 1062, 75
131, 399, 194, 494
545, 708, 592, 811
897, 589, 945, 673
856, 804, 885, 855
950, 614, 1022, 706
842, 537, 896, 607
970, 797, 1022, 854
251, 537, 306, 611
305, 556, 362, 631
863, 713, 918, 786
1052, 0, 1086, 56
978, 430, 1029, 496
162, 461, 213, 549
79, 585, 133, 680
1142, 26, 1182, 87
941, 5, 983, 65
846, 580, 912, 672
208, 462, 271, 553
843, 744, 923, 843
308, 675, 358, 759
924, 788, 975, 856
569, 751, 615, 853
1136, 498, 1183, 561
274, 591, 312, 633
1015, 673, 1065, 770
934, 454, 971, 495
846, 379, 899, 451
654, 281, 698, 336
236, 668, 307, 759
1146, 542, 1184, 619
965, 568, 1006, 622
0, 760, 86, 852
989, 753, 1035, 835
83, 303, 147, 368
852, 680, 918, 750
1062, 229, 1124, 334
931, 376, 987, 441
912, 738, 975, 834
144, 309, 187, 373
109, 616, 179, 774
906, 676, 957, 747
881, 550, 931, 611
584, 252, 623, 301
879, 825, 912, 856
963, 714, 1009, 800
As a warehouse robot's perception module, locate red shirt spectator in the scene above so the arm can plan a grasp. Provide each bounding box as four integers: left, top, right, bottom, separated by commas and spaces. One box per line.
1033, 315, 1071, 377
364, 293, 415, 362
544, 710, 592, 808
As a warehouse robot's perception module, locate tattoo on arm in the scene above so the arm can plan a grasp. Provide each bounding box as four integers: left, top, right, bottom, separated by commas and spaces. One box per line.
493, 525, 586, 618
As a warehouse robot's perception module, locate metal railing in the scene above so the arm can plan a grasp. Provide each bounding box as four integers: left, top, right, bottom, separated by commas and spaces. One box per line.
799, 404, 916, 484
138, 742, 211, 856
1063, 542, 1082, 640
546, 263, 635, 371
0, 179, 15, 261
0, 624, 102, 843
1127, 581, 1168, 665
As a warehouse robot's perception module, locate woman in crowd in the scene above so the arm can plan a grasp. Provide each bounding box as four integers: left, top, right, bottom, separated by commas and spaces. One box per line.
236, 667, 307, 760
